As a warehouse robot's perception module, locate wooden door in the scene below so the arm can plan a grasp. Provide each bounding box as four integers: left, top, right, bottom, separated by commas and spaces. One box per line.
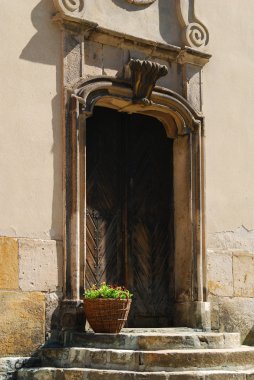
86, 107, 174, 327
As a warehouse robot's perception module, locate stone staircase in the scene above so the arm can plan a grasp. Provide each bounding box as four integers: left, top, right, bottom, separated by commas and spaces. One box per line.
17, 328, 254, 379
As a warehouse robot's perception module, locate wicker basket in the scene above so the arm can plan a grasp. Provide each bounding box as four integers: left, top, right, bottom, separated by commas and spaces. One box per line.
84, 298, 132, 333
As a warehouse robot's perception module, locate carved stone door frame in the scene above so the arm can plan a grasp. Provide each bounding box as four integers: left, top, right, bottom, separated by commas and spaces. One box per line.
60, 73, 210, 331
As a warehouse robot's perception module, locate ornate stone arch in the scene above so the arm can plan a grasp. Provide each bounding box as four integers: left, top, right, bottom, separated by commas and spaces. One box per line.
61, 69, 210, 331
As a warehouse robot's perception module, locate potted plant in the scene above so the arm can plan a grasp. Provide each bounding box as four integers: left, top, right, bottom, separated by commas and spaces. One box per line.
84, 283, 132, 333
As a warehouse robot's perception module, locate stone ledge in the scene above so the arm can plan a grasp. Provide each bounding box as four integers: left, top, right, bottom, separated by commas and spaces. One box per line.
53, 14, 211, 66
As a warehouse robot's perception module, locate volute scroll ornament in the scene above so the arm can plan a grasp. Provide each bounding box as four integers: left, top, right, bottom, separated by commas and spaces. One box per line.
53, 0, 84, 15
176, 0, 209, 49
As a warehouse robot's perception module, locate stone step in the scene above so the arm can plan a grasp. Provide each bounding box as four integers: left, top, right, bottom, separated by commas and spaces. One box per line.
40, 346, 254, 372
69, 329, 240, 350
16, 367, 254, 379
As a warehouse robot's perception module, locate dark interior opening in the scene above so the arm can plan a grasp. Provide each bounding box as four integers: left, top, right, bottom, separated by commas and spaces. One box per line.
86, 106, 174, 327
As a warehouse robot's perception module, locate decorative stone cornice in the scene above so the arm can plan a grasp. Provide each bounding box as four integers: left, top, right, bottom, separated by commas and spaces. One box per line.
52, 0, 210, 64
53, 0, 84, 16
128, 59, 168, 104
176, 0, 209, 49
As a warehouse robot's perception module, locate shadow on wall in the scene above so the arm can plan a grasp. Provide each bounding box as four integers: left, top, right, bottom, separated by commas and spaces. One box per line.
111, 0, 150, 11
112, 0, 181, 46
158, 0, 182, 46
19, 0, 63, 242
244, 329, 254, 346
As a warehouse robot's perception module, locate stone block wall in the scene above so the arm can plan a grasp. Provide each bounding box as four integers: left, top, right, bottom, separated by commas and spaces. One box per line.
207, 248, 254, 344
0, 237, 63, 357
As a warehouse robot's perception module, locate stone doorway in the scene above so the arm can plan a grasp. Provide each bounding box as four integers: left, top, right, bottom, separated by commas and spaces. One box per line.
86, 106, 174, 327
61, 75, 210, 331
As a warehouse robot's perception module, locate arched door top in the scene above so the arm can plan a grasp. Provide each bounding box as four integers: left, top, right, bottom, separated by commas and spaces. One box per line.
72, 75, 203, 139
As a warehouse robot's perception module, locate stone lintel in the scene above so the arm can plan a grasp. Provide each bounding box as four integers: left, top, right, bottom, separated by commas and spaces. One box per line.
52, 14, 211, 67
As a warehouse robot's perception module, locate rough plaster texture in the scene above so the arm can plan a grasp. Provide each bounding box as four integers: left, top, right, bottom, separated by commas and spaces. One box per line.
0, 237, 18, 290
0, 0, 62, 240
0, 291, 45, 356
19, 238, 63, 292
208, 226, 254, 252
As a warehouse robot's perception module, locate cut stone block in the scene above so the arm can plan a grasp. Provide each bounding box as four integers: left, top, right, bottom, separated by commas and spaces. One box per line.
70, 329, 240, 350
19, 238, 63, 292
0, 291, 45, 356
16, 368, 254, 379
102, 45, 124, 76
84, 41, 103, 77
207, 250, 233, 296
40, 346, 254, 372
0, 237, 18, 290
233, 252, 254, 297
208, 295, 254, 345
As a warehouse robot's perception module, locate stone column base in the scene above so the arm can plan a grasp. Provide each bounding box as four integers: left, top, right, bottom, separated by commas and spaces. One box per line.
174, 301, 211, 331
59, 300, 85, 331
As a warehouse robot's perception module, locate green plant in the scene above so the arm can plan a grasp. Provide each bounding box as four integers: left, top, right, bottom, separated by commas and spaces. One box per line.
84, 282, 133, 300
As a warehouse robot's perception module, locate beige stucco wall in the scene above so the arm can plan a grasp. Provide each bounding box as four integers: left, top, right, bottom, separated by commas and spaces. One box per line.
0, 0, 254, 352
197, 0, 254, 341
81, 0, 181, 47
198, 0, 254, 238
0, 0, 62, 240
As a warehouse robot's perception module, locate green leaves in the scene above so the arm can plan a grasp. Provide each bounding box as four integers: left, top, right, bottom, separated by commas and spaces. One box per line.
84, 282, 133, 300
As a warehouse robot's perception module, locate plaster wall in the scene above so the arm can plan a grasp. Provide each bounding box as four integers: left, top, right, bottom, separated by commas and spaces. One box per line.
0, 1, 63, 357
197, 0, 254, 342
0, 0, 62, 240
198, 0, 254, 239
81, 0, 181, 47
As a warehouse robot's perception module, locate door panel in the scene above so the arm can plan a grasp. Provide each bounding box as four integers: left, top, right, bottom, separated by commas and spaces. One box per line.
86, 108, 123, 287
86, 107, 174, 327
126, 114, 174, 326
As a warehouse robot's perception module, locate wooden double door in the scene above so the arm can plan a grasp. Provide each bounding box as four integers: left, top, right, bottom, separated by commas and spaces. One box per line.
86, 106, 174, 327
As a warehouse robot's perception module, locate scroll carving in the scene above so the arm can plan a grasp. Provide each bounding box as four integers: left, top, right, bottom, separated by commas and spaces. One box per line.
127, 0, 156, 5
176, 0, 209, 49
128, 59, 168, 104
53, 0, 84, 15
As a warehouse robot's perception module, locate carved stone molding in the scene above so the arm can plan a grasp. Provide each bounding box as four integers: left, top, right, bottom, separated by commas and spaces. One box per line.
126, 0, 156, 5
53, 0, 84, 15
176, 0, 209, 49
128, 59, 168, 104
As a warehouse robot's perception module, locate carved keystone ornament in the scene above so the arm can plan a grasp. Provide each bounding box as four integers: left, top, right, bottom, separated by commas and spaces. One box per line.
128, 59, 168, 104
